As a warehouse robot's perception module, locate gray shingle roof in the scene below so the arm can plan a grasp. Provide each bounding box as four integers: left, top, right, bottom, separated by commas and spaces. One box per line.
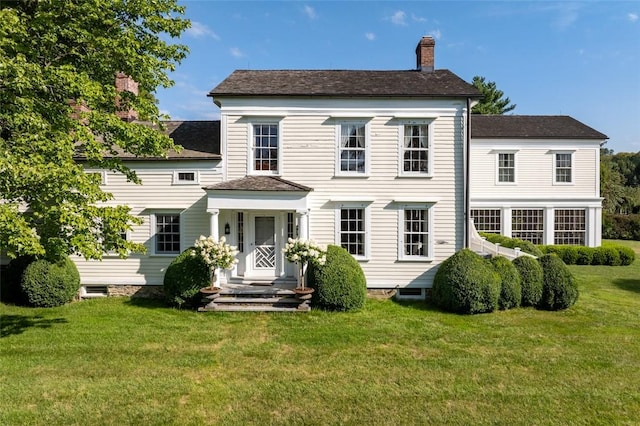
204, 176, 313, 192
209, 69, 481, 98
471, 115, 608, 140
126, 120, 221, 160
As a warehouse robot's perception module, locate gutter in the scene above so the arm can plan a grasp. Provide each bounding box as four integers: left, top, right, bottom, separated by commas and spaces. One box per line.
464, 97, 471, 249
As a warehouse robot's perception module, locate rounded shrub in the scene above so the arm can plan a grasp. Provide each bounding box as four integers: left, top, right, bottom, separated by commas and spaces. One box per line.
512, 255, 543, 307
431, 249, 501, 314
491, 256, 521, 310
592, 246, 621, 266
575, 247, 594, 265
537, 254, 578, 311
163, 248, 211, 308
21, 256, 80, 307
308, 245, 366, 312
479, 233, 544, 257
616, 246, 636, 266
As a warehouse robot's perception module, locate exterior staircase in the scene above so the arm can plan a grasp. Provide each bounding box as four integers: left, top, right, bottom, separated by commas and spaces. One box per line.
198, 279, 312, 312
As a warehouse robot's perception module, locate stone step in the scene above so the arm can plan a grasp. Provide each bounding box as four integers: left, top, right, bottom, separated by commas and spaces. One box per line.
213, 296, 300, 304
219, 288, 295, 296
199, 304, 308, 312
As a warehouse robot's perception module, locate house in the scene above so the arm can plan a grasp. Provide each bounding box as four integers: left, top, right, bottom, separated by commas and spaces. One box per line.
3, 37, 607, 300
469, 115, 606, 247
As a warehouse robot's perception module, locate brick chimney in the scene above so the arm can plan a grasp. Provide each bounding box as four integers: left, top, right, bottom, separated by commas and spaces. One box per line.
416, 36, 435, 72
115, 72, 139, 122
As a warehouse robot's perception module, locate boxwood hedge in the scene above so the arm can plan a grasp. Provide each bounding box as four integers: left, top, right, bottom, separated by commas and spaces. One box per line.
512, 255, 543, 307
163, 248, 211, 308
431, 249, 501, 314
491, 256, 521, 310
20, 256, 80, 307
537, 254, 578, 311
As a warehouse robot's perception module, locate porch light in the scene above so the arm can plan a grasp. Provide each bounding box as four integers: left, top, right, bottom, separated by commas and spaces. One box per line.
224, 223, 231, 235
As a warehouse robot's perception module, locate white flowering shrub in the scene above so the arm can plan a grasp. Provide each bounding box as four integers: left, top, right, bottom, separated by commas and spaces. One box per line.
283, 238, 327, 267
192, 235, 239, 271
283, 238, 327, 289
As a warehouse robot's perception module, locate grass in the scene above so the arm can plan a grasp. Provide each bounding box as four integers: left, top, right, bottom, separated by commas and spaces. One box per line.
1, 241, 639, 425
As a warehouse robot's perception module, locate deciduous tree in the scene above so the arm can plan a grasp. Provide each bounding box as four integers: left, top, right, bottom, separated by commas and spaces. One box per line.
0, 0, 190, 260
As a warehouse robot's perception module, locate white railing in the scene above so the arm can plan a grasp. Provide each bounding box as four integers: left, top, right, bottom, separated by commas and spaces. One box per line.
469, 219, 536, 260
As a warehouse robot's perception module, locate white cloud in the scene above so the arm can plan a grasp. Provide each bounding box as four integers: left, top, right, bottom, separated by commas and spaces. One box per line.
428, 29, 442, 40
628, 12, 639, 23
365, 32, 376, 41
411, 13, 427, 23
303, 5, 317, 20
230, 47, 245, 58
390, 10, 407, 26
184, 21, 220, 40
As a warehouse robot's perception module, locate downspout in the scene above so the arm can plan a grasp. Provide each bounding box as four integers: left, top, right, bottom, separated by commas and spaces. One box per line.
464, 97, 472, 248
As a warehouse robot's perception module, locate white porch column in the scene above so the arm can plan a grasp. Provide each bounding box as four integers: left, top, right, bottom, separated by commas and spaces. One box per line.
503, 208, 512, 238
207, 208, 220, 286
296, 209, 309, 240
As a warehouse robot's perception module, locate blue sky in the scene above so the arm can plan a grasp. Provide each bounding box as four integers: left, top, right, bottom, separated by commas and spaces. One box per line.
155, 1, 640, 153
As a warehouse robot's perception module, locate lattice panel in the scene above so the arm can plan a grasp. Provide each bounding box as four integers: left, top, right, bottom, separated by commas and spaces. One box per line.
255, 245, 276, 268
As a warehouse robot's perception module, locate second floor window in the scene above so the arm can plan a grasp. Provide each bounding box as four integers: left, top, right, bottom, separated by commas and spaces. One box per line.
555, 153, 573, 183
498, 153, 515, 183
402, 125, 430, 174
253, 124, 279, 173
338, 123, 367, 174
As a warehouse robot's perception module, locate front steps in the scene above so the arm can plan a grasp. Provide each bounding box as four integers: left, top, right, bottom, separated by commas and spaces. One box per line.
198, 285, 311, 312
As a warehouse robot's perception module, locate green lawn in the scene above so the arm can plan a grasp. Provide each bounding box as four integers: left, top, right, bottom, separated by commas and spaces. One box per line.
1, 241, 639, 425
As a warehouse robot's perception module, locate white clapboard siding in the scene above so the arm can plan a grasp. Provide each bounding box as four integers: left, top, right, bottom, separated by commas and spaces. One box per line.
470, 139, 600, 199
73, 160, 222, 286
220, 98, 467, 288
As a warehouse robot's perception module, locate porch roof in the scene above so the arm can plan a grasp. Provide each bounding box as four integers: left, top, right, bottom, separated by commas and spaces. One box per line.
203, 176, 313, 192
205, 176, 312, 211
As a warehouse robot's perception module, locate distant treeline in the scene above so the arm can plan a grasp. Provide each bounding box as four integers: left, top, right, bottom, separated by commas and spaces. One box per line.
601, 149, 640, 240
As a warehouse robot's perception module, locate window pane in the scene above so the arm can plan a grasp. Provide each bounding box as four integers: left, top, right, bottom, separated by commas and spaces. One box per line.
512, 209, 544, 244
403, 208, 428, 257
554, 209, 585, 245
402, 125, 429, 173
253, 124, 278, 171
339, 124, 366, 173
498, 153, 515, 183
471, 209, 501, 233
340, 208, 365, 256
156, 214, 180, 254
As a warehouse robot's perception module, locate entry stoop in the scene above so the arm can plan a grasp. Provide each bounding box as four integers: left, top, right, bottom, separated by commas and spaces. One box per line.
198, 286, 310, 312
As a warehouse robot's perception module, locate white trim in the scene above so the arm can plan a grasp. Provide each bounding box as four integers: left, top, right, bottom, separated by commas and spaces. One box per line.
206, 191, 309, 211
392, 113, 440, 119
247, 119, 283, 176
329, 113, 375, 118
334, 120, 370, 177
397, 120, 435, 178
334, 202, 371, 261
172, 170, 200, 185
397, 202, 435, 262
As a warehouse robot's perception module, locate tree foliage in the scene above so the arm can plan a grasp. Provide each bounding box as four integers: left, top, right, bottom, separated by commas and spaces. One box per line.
0, 0, 190, 261
471, 76, 516, 115
600, 149, 640, 215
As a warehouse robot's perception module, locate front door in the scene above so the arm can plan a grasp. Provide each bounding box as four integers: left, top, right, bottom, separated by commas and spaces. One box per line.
251, 215, 277, 277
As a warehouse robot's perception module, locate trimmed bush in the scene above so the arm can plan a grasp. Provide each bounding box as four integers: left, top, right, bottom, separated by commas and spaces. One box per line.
163, 248, 211, 308
20, 257, 80, 307
491, 256, 521, 310
479, 233, 543, 257
603, 213, 640, 241
1, 255, 34, 304
308, 245, 366, 312
512, 256, 543, 307
615, 246, 636, 266
431, 249, 501, 314
537, 254, 578, 311
575, 247, 594, 265
592, 246, 621, 266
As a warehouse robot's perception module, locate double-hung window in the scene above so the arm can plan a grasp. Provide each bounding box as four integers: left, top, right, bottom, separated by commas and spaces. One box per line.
335, 203, 370, 259
336, 122, 368, 175
251, 122, 280, 174
554, 152, 573, 184
400, 123, 432, 175
398, 205, 434, 261
496, 152, 516, 183
155, 214, 180, 254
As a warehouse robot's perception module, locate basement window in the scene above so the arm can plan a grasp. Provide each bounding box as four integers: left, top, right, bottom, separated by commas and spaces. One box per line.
81, 285, 108, 298
396, 288, 424, 299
